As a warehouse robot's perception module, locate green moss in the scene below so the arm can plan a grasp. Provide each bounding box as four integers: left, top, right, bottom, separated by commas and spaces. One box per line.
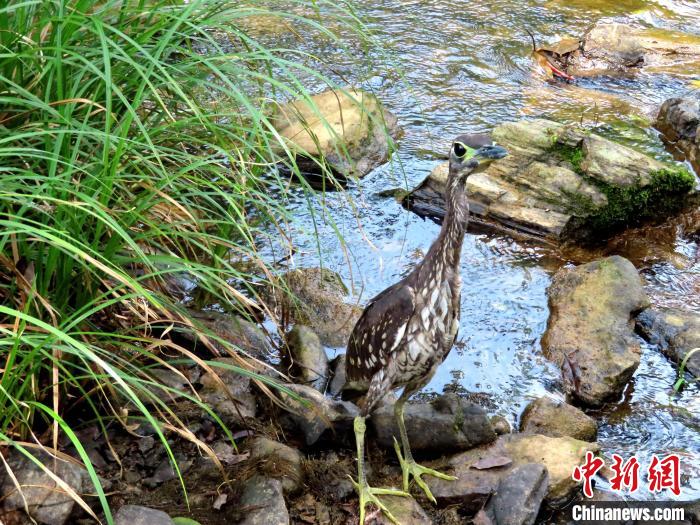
550, 141, 696, 234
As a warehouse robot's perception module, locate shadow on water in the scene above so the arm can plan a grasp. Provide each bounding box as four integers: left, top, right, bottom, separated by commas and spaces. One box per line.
256, 0, 700, 501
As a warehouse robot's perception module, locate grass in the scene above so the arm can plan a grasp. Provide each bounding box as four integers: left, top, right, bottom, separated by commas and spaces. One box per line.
0, 0, 378, 522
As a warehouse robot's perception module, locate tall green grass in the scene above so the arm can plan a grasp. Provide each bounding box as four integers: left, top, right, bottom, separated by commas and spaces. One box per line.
0, 0, 371, 521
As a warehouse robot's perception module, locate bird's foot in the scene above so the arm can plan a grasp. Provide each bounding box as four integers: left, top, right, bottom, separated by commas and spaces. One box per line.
349, 475, 409, 525
393, 438, 457, 504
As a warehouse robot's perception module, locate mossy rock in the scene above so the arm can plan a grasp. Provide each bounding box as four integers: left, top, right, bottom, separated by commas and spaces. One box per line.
405, 119, 698, 244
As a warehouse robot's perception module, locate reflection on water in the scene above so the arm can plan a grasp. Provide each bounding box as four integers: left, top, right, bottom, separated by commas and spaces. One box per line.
258, 0, 700, 501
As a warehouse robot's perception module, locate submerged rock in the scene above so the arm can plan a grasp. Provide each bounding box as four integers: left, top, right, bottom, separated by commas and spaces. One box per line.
285, 326, 329, 391
266, 268, 362, 347
370, 394, 496, 453
199, 357, 257, 427
520, 397, 597, 442
114, 505, 174, 525
542, 256, 649, 406
404, 119, 696, 244
238, 475, 289, 525
657, 95, 700, 175
271, 88, 400, 178
427, 433, 599, 511
636, 307, 700, 378
0, 450, 88, 525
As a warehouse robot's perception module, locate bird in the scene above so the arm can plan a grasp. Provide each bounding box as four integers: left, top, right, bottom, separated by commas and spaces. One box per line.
345, 136, 508, 524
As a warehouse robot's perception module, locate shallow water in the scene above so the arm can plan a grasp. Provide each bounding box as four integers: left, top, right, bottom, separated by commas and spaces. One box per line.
257, 0, 700, 501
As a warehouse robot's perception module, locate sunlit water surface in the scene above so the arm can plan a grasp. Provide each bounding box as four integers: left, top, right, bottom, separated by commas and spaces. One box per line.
254, 0, 700, 501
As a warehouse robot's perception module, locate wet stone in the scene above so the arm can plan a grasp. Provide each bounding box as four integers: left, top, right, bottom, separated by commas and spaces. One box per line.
238, 475, 289, 525
370, 394, 496, 453
114, 505, 174, 525
542, 256, 649, 406
520, 397, 597, 442
636, 307, 700, 378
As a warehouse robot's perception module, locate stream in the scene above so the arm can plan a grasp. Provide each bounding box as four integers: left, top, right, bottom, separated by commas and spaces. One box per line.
257, 0, 700, 501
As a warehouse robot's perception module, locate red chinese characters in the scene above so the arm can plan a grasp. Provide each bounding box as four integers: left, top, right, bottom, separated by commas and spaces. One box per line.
610, 454, 640, 493
648, 454, 681, 497
572, 451, 605, 498
573, 453, 682, 498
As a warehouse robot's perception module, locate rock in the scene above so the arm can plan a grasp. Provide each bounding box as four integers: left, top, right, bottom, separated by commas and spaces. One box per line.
657, 95, 700, 175
534, 23, 700, 79
199, 357, 257, 427
271, 88, 400, 178
279, 383, 359, 445
248, 437, 304, 495
375, 495, 432, 525
328, 354, 347, 396
114, 505, 174, 525
266, 268, 362, 347
0, 450, 88, 525
520, 397, 597, 442
238, 475, 289, 525
542, 256, 649, 406
427, 433, 599, 511
185, 309, 271, 359
285, 326, 329, 391
404, 119, 696, 244
370, 394, 496, 453
490, 416, 512, 436
636, 307, 700, 378
485, 464, 549, 525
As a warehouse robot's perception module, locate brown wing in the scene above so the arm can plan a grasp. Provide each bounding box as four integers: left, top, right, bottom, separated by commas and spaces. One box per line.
346, 280, 417, 382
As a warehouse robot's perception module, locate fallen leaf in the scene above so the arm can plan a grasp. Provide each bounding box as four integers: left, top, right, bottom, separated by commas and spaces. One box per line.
213, 493, 228, 510
471, 456, 512, 470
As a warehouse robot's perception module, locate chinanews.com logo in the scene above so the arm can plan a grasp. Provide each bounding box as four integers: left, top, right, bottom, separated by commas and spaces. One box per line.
570, 452, 687, 524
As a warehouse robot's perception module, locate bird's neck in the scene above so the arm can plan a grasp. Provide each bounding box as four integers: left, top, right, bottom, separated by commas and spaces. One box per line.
425, 180, 468, 272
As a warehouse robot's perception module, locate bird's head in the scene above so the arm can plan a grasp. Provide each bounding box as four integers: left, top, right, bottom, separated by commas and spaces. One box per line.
447, 134, 508, 190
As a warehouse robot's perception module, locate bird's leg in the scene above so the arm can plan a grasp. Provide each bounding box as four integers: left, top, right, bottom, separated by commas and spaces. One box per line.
393, 397, 457, 503
350, 416, 409, 525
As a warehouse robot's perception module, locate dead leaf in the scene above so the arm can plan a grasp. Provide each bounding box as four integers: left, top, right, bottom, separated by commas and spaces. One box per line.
471, 456, 512, 470
213, 493, 228, 510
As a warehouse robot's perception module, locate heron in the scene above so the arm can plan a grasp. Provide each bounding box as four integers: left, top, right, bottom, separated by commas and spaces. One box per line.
345, 136, 508, 524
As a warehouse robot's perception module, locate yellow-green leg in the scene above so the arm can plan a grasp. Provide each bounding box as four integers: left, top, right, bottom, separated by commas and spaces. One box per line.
393, 398, 457, 503
351, 416, 409, 524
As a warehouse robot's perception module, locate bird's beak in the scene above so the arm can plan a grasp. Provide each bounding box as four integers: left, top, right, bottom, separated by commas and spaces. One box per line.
473, 144, 508, 161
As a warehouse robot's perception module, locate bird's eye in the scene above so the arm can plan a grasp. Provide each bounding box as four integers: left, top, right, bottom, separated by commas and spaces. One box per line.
453, 142, 467, 158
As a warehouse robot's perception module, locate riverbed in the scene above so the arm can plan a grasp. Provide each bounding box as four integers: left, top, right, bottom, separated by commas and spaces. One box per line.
257, 0, 700, 501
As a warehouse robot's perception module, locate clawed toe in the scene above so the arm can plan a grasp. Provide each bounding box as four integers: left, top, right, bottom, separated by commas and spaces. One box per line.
350, 476, 409, 524
393, 438, 457, 504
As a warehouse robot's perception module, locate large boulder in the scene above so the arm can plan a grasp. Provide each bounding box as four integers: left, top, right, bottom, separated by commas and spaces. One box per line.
656, 95, 700, 175
114, 506, 174, 525
266, 268, 362, 347
541, 256, 650, 406
271, 88, 400, 178
404, 119, 696, 244
520, 397, 597, 442
0, 450, 89, 525
636, 307, 700, 378
370, 394, 496, 453
184, 309, 271, 359
427, 433, 599, 511
247, 437, 304, 495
